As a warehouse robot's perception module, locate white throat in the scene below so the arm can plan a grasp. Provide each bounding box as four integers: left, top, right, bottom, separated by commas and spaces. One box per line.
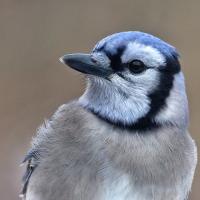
155, 72, 189, 128
79, 76, 151, 125
79, 72, 189, 129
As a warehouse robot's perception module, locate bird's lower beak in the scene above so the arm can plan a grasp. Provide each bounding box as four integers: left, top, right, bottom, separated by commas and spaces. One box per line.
59, 53, 112, 78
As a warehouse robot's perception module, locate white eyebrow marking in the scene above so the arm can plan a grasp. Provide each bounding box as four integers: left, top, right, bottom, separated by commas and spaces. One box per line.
121, 42, 166, 68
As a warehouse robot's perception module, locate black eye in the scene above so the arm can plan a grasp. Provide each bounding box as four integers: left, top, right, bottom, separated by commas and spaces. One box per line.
128, 60, 146, 74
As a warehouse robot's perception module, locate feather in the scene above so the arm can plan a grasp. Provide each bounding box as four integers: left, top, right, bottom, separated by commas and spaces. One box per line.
20, 150, 39, 199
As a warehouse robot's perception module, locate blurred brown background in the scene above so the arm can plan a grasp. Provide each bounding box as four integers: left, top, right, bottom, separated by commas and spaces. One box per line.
0, 0, 199, 199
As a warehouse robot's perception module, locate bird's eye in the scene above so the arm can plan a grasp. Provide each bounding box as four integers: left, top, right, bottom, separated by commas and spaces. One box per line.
128, 60, 146, 74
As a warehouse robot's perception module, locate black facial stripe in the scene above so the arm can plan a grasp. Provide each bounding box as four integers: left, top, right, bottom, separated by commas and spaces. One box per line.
103, 46, 126, 72
148, 72, 174, 116
145, 56, 181, 117
132, 57, 180, 131
116, 72, 131, 82
84, 105, 161, 131
131, 72, 174, 131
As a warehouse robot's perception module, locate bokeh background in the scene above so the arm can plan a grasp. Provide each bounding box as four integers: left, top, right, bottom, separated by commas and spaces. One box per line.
0, 0, 199, 199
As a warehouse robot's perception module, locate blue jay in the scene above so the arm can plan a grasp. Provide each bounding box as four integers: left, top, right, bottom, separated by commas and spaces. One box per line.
21, 31, 197, 200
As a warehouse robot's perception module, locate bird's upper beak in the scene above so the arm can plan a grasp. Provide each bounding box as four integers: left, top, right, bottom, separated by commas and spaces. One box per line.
59, 53, 112, 78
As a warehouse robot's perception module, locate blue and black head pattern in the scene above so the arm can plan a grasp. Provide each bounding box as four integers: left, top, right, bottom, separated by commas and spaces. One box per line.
91, 31, 181, 131
93, 31, 180, 74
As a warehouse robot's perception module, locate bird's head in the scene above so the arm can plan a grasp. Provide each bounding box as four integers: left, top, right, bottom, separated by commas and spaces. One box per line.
60, 31, 188, 131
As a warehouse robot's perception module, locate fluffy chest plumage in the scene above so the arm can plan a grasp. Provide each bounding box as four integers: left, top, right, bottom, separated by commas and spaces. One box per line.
100, 170, 179, 200
95, 124, 196, 200
24, 103, 197, 200
100, 168, 188, 200
102, 173, 134, 200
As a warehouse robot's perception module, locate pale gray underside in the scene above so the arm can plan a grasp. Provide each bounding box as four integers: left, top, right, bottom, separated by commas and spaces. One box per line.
24, 102, 197, 200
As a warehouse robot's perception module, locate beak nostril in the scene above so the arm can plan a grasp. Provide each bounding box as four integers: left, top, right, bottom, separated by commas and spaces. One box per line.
91, 57, 98, 64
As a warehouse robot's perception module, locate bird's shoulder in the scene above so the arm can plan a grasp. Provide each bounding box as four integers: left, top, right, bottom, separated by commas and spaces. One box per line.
31, 100, 94, 146
20, 100, 99, 198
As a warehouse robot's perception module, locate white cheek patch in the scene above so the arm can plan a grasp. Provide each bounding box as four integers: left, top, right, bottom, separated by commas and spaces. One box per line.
155, 72, 189, 127
80, 75, 151, 125
121, 42, 166, 68
121, 68, 160, 93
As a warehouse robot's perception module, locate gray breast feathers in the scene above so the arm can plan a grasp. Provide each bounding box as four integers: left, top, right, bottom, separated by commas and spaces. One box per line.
20, 101, 197, 200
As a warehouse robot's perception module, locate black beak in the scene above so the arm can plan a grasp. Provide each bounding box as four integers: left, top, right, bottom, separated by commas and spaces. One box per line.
59, 53, 112, 78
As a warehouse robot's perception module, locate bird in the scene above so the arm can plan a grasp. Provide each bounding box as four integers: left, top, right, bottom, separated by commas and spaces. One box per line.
20, 31, 197, 200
